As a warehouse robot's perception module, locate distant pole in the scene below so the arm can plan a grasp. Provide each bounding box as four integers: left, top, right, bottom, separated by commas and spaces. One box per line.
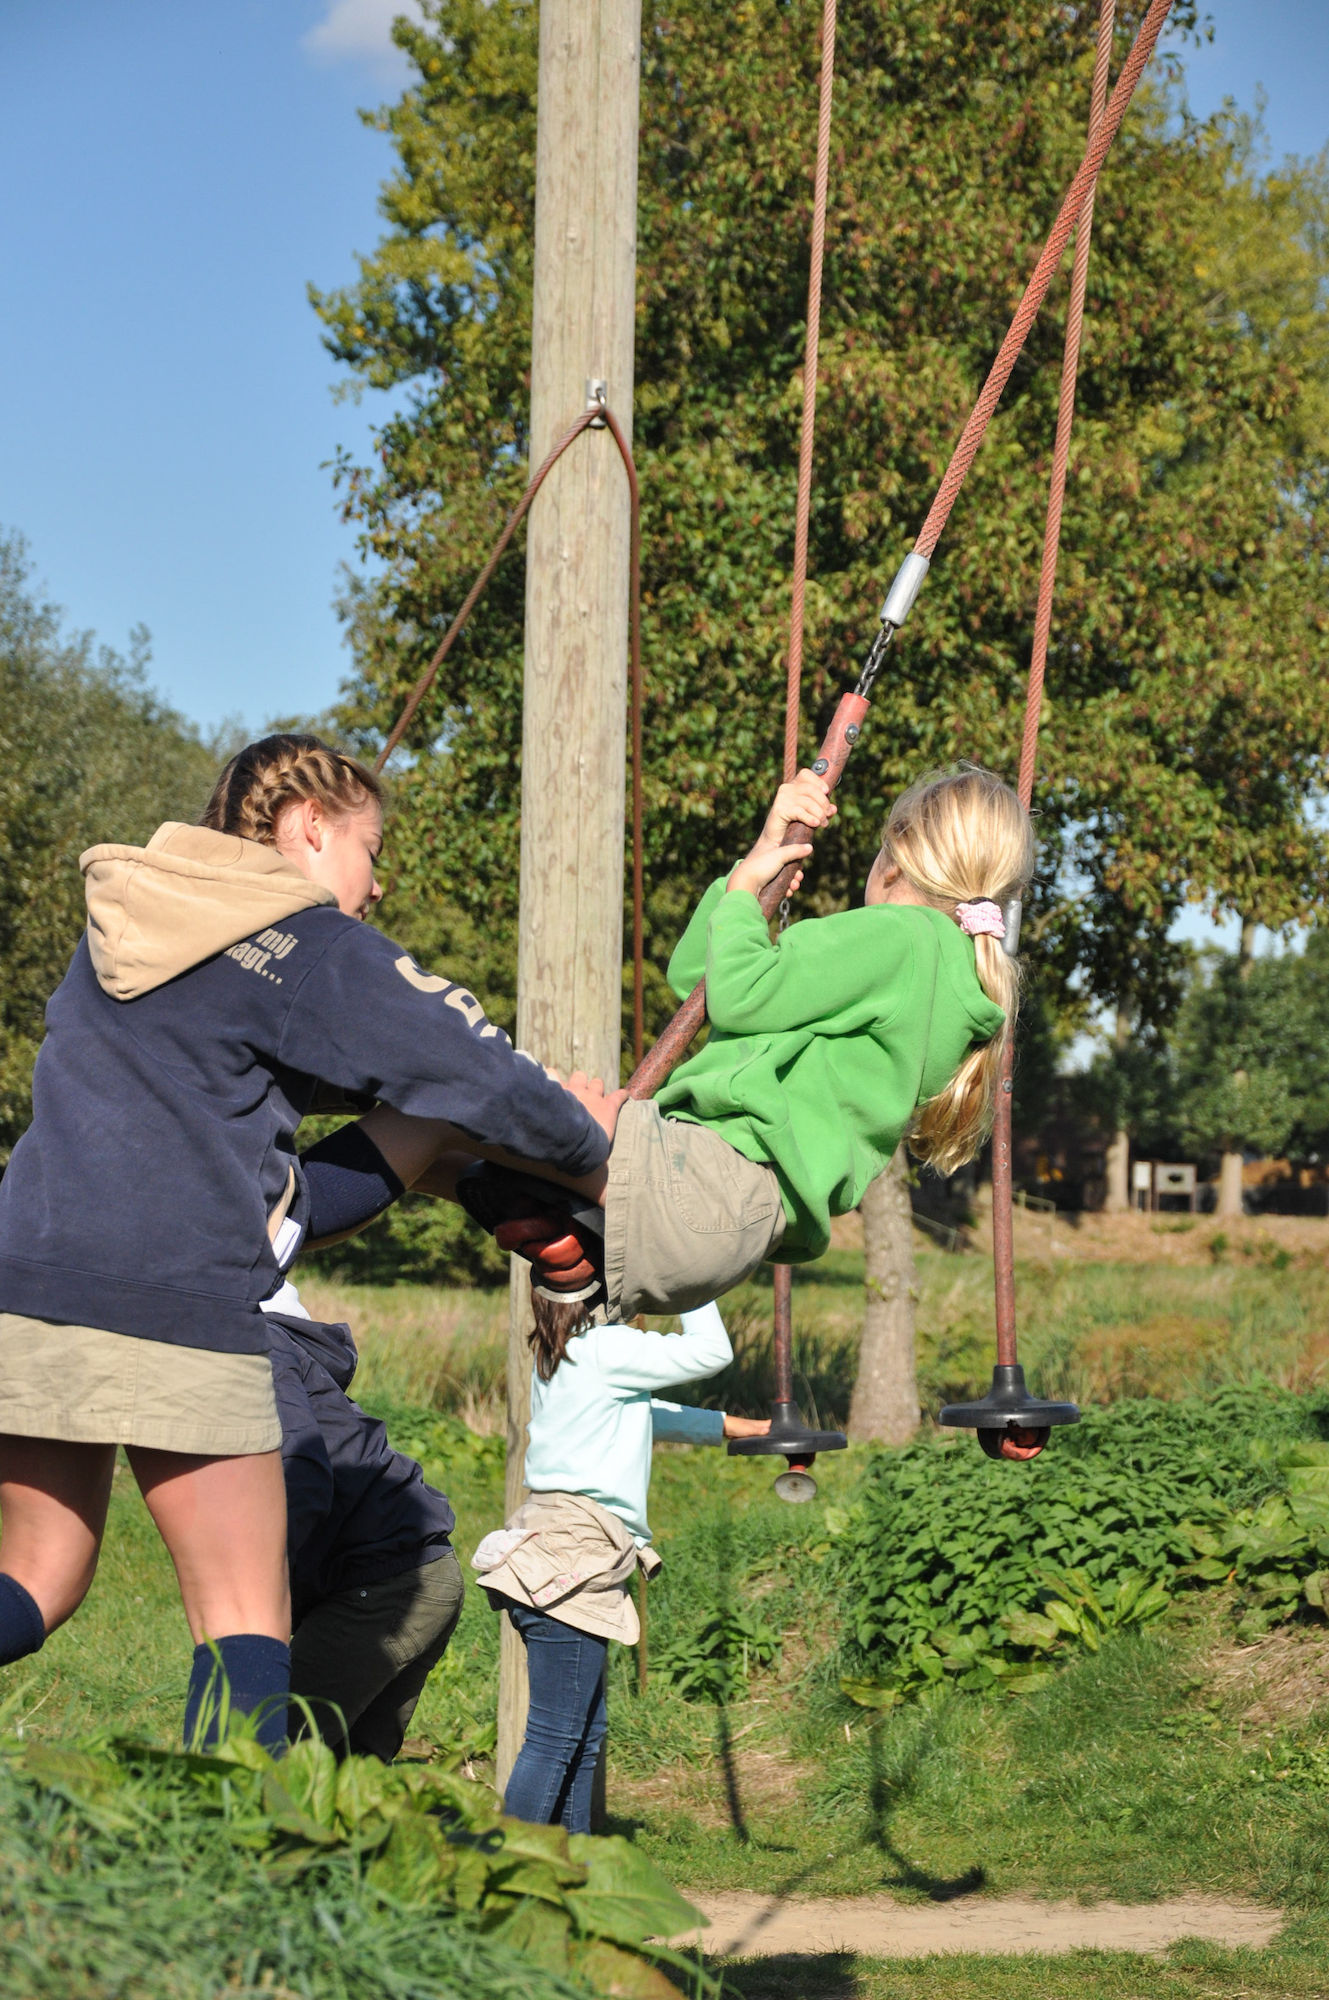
496, 0, 641, 1795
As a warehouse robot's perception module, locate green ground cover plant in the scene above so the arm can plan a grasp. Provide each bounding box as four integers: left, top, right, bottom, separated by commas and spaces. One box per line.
833, 1388, 1329, 1704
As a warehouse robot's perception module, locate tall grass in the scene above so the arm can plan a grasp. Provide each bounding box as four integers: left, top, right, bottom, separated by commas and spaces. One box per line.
297, 1278, 509, 1431
301, 1239, 1329, 1435
0, 1752, 602, 2000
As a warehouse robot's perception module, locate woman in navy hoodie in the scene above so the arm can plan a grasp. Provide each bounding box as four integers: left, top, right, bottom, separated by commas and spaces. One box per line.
0, 735, 617, 1750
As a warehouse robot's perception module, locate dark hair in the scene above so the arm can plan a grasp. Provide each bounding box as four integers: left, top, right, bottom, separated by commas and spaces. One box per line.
528, 1294, 591, 1381
200, 733, 383, 846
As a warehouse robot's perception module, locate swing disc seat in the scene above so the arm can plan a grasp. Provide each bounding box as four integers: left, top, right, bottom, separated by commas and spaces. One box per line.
938, 1365, 1078, 1460
728, 1399, 847, 1502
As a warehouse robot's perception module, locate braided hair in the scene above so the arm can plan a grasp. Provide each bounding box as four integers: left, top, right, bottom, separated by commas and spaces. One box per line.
199, 734, 383, 847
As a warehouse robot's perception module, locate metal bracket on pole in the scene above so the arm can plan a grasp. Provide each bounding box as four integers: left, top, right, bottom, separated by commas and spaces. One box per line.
585, 378, 608, 427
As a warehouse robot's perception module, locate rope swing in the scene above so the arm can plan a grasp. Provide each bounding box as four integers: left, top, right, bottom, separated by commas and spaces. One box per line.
375, 0, 1176, 1467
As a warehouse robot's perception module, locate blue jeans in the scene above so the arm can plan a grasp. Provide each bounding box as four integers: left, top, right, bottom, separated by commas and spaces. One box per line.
501, 1601, 608, 1832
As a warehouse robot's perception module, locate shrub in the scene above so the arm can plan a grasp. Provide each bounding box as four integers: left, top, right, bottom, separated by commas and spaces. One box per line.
833, 1387, 1329, 1704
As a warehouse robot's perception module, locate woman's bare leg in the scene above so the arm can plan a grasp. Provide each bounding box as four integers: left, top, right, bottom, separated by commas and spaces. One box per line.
0, 1435, 115, 1631
127, 1447, 289, 1643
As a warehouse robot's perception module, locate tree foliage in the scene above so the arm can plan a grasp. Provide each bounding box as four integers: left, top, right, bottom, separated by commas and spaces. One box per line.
1169, 953, 1298, 1160
315, 0, 1329, 1049
1077, 932, 1329, 1168
0, 535, 215, 1157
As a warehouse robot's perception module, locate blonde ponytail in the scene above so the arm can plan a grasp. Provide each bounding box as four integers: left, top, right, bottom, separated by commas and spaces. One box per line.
877, 766, 1033, 1176
200, 734, 383, 847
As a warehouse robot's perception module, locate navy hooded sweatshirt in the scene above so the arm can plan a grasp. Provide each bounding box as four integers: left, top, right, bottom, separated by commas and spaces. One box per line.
0, 823, 607, 1355
267, 1311, 454, 1622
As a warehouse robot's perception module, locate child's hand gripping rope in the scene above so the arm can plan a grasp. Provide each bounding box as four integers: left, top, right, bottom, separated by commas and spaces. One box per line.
459, 773, 837, 1304
726, 770, 836, 901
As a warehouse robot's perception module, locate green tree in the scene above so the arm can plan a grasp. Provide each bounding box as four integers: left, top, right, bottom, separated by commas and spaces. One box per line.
0, 534, 215, 1157
1278, 931, 1329, 1162
1170, 951, 1297, 1218
316, 0, 1328, 1024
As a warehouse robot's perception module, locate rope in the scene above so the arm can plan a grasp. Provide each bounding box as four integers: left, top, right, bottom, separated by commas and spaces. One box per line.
1017, 0, 1117, 808
913, 0, 1172, 564
370, 394, 648, 1067
784, 0, 838, 785
372, 404, 637, 775
769, 0, 839, 1405
992, 0, 1117, 1375
631, 0, 1169, 1108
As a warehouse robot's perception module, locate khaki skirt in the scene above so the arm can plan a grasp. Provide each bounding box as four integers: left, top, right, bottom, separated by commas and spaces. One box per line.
0, 1314, 281, 1456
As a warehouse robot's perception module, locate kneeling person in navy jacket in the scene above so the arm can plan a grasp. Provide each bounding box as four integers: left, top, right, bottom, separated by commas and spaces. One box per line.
258, 1122, 462, 1759
266, 1306, 461, 1760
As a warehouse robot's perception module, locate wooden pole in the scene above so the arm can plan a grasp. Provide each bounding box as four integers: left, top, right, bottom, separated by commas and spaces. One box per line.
496, 0, 641, 1798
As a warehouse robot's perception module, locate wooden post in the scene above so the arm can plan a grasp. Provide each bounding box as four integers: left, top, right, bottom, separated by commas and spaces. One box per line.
496, 0, 641, 1798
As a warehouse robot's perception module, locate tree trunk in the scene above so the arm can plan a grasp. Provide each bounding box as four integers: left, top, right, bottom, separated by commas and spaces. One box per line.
1217, 1149, 1244, 1219
848, 1149, 919, 1445
1216, 922, 1256, 1222
1104, 1128, 1130, 1213
1239, 917, 1257, 977
1103, 1000, 1131, 1213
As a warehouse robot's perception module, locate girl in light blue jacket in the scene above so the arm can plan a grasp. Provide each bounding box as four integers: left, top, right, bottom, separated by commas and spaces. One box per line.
474, 1302, 767, 1830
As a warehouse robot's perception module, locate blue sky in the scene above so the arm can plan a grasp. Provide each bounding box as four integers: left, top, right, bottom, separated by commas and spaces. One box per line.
1, 1, 1326, 764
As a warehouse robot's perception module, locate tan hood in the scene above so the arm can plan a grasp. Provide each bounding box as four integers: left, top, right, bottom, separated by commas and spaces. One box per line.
80, 822, 336, 1000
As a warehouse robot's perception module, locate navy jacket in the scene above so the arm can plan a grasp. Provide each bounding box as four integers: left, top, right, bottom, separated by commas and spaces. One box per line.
267, 1311, 455, 1621
0, 904, 606, 1353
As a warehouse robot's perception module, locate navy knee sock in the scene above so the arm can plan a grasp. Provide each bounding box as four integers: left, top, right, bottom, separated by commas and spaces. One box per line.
185, 1634, 290, 1754
0, 1573, 45, 1666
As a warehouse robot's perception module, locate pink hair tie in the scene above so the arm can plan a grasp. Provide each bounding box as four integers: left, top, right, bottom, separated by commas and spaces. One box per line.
955, 899, 1005, 938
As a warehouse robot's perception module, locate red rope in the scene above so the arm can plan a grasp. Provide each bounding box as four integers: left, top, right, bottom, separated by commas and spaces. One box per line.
914, 0, 1172, 565
992, 0, 1117, 1373
783, 0, 838, 785
1017, 0, 1117, 808
769, 0, 839, 1404
372, 405, 631, 774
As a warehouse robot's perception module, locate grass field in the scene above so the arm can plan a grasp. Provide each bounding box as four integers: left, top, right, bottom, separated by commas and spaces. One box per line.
9, 1216, 1329, 1997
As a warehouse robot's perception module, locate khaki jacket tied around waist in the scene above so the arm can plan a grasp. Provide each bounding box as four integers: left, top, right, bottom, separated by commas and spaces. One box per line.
475, 1489, 661, 1644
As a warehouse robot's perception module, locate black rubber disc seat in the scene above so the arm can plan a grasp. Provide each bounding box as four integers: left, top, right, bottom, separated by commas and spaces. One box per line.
938, 1364, 1079, 1459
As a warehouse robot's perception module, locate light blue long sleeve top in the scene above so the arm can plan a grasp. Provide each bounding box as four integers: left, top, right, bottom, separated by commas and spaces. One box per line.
523, 1303, 731, 1544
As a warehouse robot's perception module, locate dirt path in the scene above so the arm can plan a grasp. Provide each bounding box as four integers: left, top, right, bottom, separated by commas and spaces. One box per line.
673, 1891, 1282, 1959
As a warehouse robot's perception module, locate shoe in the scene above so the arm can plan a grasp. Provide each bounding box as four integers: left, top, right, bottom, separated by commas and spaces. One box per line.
455, 1164, 606, 1306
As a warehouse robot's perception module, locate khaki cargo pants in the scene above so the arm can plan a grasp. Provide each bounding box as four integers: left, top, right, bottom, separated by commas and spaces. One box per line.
603, 1099, 785, 1320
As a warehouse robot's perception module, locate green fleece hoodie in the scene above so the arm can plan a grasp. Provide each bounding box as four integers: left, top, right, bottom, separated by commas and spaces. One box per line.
656, 880, 1006, 1262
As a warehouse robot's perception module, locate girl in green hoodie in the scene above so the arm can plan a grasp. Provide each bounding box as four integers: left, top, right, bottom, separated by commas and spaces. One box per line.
372, 762, 1033, 1327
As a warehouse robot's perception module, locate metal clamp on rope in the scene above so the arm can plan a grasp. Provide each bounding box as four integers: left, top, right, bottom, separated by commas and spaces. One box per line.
1001, 896, 1023, 959
879, 551, 930, 631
